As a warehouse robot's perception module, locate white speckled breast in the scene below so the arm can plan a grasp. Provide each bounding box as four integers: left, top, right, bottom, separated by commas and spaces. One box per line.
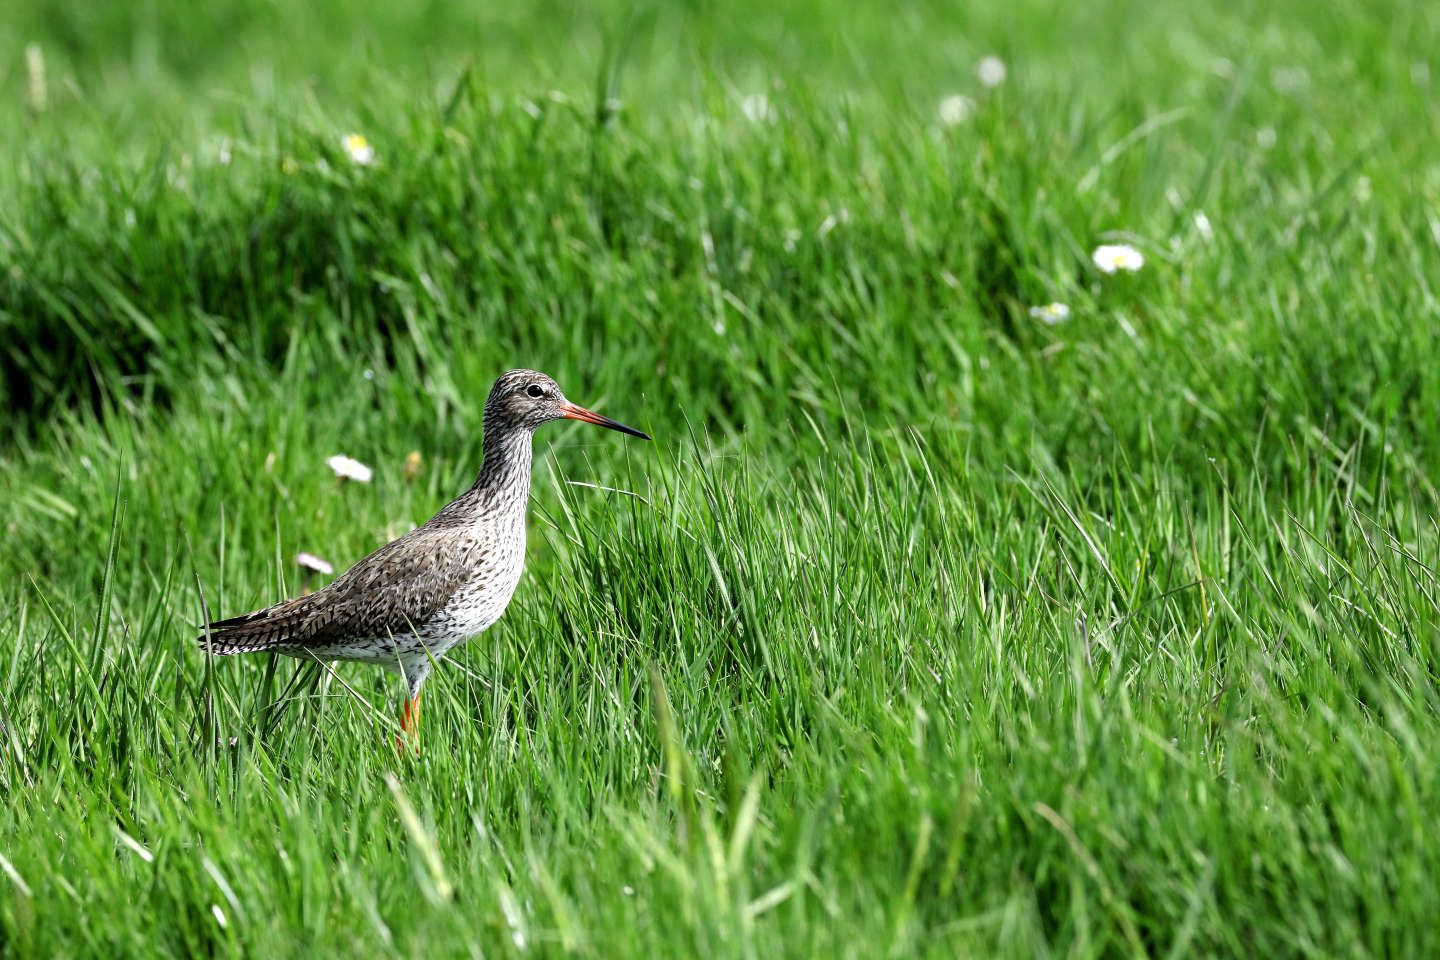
433, 546, 524, 642
423, 513, 527, 653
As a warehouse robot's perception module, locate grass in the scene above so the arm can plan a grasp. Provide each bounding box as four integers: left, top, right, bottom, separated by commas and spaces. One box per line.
3, 0, 1440, 955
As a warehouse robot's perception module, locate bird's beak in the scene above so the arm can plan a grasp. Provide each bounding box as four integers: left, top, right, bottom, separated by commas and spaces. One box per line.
559, 402, 651, 440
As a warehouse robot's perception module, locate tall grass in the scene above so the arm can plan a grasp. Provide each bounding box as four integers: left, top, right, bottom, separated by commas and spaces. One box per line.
2, 0, 1439, 955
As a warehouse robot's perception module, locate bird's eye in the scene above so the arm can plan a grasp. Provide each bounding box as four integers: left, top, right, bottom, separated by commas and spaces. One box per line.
525, 384, 545, 399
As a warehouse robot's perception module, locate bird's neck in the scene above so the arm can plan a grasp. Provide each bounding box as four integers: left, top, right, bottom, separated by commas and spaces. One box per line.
473, 426, 534, 502
429, 425, 534, 528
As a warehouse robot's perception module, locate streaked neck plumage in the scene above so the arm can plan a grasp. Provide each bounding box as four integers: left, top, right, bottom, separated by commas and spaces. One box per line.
475, 423, 534, 499
432, 421, 534, 526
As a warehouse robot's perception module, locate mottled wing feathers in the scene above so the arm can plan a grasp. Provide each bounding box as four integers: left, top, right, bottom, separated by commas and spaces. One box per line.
198, 527, 482, 654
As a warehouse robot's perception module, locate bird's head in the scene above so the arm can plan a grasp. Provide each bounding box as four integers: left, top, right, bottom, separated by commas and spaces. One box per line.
484, 369, 650, 440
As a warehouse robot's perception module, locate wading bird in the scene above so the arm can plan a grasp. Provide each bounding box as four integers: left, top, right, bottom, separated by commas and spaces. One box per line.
199, 369, 649, 750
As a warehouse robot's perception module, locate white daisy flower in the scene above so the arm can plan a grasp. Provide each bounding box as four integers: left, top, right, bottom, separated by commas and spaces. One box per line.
296, 552, 335, 576
342, 133, 376, 166
976, 56, 1007, 88
740, 94, 774, 124
327, 454, 373, 483
1028, 302, 1072, 324
1091, 243, 1145, 274
1256, 126, 1277, 150
937, 94, 975, 126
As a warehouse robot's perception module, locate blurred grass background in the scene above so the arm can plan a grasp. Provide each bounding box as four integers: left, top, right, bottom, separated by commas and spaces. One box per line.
3, 0, 1440, 956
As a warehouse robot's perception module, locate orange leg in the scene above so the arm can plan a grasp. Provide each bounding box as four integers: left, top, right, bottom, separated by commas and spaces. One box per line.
396, 693, 422, 754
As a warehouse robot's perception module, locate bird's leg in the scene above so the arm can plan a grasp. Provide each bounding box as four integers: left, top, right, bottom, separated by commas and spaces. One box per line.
396, 693, 422, 754
394, 655, 431, 755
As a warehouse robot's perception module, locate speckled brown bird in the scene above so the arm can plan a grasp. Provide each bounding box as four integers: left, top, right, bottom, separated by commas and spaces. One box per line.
199, 369, 649, 748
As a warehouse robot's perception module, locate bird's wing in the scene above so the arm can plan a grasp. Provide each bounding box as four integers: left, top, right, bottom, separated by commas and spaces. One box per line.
199, 527, 482, 654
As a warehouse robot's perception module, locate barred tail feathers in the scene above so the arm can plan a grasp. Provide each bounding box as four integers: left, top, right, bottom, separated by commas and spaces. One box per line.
198, 597, 310, 655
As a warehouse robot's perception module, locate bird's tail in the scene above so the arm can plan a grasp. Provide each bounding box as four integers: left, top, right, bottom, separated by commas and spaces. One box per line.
198, 598, 306, 655
198, 630, 275, 655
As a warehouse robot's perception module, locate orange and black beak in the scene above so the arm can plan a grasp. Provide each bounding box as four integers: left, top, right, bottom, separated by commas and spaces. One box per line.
559, 402, 651, 440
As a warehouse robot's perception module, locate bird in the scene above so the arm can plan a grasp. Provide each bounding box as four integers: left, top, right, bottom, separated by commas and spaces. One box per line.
199, 369, 649, 750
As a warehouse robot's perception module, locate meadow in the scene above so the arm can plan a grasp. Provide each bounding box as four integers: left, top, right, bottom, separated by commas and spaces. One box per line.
3, 0, 1440, 955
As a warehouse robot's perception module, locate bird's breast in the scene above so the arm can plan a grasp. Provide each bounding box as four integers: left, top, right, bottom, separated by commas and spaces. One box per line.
433, 521, 527, 639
